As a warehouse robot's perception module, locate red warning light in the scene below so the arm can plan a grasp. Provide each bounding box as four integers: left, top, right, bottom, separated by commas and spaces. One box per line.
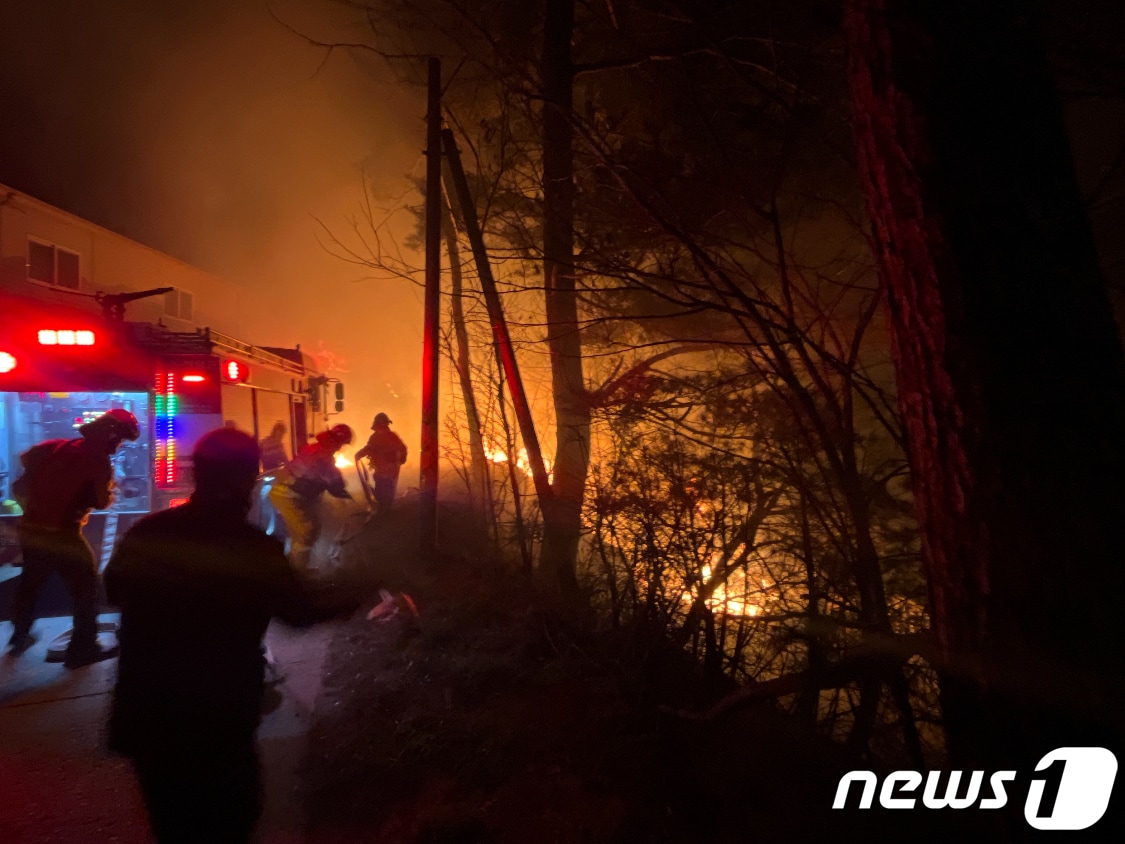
38, 329, 96, 346
223, 359, 249, 383
182, 374, 206, 383
0, 351, 16, 374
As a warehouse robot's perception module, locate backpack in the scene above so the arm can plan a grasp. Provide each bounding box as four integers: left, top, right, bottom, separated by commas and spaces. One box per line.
10, 439, 69, 509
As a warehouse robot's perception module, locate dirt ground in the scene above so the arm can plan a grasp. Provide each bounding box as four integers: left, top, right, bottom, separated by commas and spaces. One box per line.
296, 501, 963, 844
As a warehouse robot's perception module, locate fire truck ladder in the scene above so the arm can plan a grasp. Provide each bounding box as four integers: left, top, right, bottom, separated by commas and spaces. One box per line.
204, 329, 307, 376
127, 325, 310, 376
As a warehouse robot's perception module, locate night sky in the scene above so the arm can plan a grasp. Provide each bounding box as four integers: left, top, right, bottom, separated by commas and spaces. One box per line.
0, 0, 429, 449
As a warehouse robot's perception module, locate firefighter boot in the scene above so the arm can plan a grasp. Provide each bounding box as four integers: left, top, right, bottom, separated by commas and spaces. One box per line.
63, 640, 119, 669
6, 630, 39, 657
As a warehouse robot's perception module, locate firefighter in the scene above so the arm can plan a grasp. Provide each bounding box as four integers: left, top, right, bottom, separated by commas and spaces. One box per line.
6, 408, 140, 667
268, 424, 353, 570
258, 421, 288, 474
355, 412, 407, 515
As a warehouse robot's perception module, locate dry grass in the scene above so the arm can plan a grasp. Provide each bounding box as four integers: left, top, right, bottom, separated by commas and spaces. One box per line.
299, 498, 963, 843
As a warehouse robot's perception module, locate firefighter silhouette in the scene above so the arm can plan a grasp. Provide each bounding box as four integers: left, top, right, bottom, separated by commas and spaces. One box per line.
267, 424, 353, 569
7, 409, 140, 666
258, 422, 289, 474
355, 413, 407, 515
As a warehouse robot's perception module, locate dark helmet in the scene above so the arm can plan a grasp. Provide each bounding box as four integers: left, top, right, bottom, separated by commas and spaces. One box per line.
80, 408, 140, 441
371, 412, 392, 428
318, 423, 353, 449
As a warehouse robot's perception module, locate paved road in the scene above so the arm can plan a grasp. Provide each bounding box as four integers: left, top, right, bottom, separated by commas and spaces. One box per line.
0, 611, 335, 844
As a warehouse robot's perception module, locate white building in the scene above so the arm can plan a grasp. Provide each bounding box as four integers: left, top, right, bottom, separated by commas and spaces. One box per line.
0, 184, 246, 334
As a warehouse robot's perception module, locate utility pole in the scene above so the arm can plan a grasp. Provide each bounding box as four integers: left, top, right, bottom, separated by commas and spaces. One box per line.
442, 128, 554, 508
420, 57, 441, 560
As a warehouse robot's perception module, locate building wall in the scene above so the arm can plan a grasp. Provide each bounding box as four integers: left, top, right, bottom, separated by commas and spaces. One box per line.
0, 184, 245, 335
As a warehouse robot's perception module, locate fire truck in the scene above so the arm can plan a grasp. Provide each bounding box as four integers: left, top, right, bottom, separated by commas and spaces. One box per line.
0, 293, 343, 568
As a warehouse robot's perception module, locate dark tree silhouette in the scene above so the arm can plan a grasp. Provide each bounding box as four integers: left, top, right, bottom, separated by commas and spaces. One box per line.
538, 0, 588, 594
845, 0, 1125, 774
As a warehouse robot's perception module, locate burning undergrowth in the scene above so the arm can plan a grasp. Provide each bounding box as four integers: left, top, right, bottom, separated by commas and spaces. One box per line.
297, 499, 955, 844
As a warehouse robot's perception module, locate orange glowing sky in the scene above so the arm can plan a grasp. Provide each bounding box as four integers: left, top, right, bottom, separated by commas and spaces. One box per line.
0, 0, 429, 473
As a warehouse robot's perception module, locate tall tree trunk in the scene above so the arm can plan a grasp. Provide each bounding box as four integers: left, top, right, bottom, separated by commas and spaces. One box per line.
539, 0, 588, 593
442, 193, 493, 519
845, 0, 1125, 775
495, 353, 533, 572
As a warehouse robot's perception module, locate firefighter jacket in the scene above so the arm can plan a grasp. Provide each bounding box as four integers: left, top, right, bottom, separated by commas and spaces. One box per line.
17, 438, 113, 531
357, 429, 407, 479
273, 441, 347, 500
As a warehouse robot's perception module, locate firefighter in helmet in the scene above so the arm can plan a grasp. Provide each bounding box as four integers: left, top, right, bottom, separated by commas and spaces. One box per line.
355, 412, 407, 515
268, 424, 353, 570
7, 408, 140, 667
258, 421, 289, 474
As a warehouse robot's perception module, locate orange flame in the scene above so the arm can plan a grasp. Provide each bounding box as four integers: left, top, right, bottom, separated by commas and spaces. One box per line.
696, 557, 762, 617
482, 438, 553, 476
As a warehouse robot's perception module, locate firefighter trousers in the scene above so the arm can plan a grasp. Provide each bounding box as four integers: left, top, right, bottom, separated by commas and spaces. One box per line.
372, 474, 398, 515
268, 488, 318, 571
12, 526, 99, 650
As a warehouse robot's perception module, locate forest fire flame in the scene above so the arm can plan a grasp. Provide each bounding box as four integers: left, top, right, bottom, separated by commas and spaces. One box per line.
697, 558, 762, 618
483, 440, 508, 464
483, 438, 552, 477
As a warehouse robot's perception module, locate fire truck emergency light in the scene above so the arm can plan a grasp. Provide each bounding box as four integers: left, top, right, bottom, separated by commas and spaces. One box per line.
155, 372, 178, 487
182, 374, 206, 383
38, 329, 95, 346
223, 359, 250, 383
0, 351, 16, 374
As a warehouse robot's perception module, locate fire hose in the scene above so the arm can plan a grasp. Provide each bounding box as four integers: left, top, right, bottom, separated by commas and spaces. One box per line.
355, 456, 377, 512
324, 458, 376, 555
